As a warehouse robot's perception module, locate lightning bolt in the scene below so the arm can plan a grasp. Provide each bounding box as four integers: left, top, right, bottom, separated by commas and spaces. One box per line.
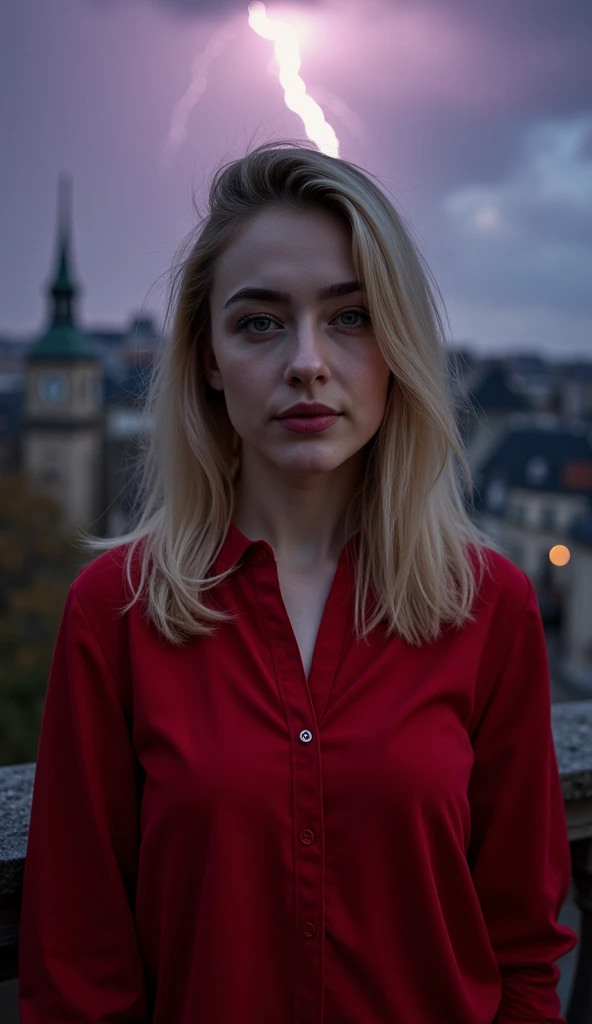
304, 85, 366, 141
162, 22, 238, 163
248, 2, 340, 157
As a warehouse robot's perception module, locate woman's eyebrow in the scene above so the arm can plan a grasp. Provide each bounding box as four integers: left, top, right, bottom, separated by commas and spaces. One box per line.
223, 280, 364, 309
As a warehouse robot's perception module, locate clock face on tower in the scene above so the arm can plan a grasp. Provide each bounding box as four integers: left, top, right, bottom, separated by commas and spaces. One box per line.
37, 371, 69, 405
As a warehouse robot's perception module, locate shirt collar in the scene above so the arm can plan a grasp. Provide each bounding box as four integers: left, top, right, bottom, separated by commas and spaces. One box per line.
210, 522, 254, 577
210, 521, 360, 577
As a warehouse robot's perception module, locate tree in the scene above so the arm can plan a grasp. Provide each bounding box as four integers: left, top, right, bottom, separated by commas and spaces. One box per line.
0, 473, 83, 765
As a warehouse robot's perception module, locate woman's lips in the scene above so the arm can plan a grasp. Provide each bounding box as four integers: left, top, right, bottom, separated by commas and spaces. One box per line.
277, 414, 341, 433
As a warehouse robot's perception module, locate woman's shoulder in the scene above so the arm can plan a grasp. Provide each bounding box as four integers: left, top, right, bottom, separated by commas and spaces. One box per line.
70, 541, 142, 624
471, 542, 533, 622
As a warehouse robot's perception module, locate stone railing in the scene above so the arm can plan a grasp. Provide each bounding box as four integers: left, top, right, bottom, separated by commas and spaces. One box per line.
1, 700, 591, 1022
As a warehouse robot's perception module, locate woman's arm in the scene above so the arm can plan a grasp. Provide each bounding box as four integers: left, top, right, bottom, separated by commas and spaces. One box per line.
18, 586, 149, 1023
468, 574, 578, 1023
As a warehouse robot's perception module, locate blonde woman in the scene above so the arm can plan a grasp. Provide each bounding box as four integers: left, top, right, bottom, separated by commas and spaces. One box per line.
19, 143, 576, 1023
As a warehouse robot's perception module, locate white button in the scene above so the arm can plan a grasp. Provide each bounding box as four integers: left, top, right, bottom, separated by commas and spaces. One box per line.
299, 729, 313, 743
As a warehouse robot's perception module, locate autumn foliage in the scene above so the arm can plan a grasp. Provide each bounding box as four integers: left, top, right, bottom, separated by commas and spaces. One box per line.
0, 474, 83, 765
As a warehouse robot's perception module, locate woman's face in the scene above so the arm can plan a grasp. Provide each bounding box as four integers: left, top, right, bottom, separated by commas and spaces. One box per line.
206, 204, 392, 479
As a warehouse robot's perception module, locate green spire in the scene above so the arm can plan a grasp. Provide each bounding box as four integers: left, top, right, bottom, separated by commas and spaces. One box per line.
29, 173, 97, 362
51, 175, 77, 297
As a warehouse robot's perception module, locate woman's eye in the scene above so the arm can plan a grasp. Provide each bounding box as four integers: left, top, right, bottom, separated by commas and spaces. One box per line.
333, 309, 372, 329
237, 314, 279, 335
236, 308, 371, 335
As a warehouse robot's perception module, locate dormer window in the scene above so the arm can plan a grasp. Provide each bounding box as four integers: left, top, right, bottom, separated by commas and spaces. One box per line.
485, 479, 506, 511
525, 456, 549, 486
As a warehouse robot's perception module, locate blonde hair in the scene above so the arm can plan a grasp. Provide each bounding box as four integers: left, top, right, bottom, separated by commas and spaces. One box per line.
82, 141, 490, 647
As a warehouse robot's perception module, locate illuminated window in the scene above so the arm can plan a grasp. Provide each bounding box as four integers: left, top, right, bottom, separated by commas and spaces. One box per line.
561, 462, 592, 490
549, 545, 570, 566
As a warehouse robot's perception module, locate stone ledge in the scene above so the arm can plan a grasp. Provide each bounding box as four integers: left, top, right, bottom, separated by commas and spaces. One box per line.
551, 700, 592, 802
0, 763, 35, 899
1, 699, 591, 900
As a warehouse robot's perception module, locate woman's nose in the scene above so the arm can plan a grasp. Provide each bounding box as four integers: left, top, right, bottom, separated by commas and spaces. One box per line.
284, 322, 330, 382
293, 317, 328, 356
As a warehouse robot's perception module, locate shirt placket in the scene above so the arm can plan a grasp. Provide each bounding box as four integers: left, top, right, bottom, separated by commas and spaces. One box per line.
249, 541, 348, 1024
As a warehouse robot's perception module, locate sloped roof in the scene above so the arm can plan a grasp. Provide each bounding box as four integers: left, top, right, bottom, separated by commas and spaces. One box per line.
507, 354, 551, 373
29, 323, 97, 362
103, 364, 153, 407
29, 175, 98, 363
87, 329, 127, 348
469, 365, 529, 411
476, 426, 592, 497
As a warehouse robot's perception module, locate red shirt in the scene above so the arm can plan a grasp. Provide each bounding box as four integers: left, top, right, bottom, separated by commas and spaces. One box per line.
19, 523, 577, 1024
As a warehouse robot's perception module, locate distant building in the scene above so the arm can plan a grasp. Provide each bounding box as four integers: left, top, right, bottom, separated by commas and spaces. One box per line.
505, 354, 557, 414
14, 175, 158, 537
558, 361, 592, 420
464, 363, 529, 472
561, 515, 592, 692
473, 423, 592, 622
0, 339, 29, 471
23, 175, 104, 533
0, 388, 24, 474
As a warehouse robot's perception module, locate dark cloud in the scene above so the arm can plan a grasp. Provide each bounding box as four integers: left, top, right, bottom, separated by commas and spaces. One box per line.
4, 0, 589, 351
103, 0, 319, 14
398, 0, 592, 42
109, 0, 592, 41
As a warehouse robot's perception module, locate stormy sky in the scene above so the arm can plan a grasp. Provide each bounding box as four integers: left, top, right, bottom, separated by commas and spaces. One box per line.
1, 0, 591, 357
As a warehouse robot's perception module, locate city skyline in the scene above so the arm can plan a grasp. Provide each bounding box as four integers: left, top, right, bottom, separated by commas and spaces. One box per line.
1, 0, 591, 357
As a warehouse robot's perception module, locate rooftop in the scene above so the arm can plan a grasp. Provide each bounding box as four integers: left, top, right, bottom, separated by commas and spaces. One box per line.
28, 174, 98, 364
469, 365, 529, 412
475, 425, 592, 500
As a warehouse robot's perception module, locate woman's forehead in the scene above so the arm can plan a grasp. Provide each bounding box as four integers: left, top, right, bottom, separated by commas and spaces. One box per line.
213, 207, 356, 294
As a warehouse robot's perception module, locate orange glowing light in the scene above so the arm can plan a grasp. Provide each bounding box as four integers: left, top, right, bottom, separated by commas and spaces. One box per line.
247, 1, 340, 157
549, 545, 571, 566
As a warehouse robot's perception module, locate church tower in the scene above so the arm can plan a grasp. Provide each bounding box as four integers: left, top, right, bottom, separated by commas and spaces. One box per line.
23, 175, 104, 533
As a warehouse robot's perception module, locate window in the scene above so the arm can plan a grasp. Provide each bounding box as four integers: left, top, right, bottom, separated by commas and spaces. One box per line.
485, 479, 506, 511
525, 456, 549, 486
561, 461, 592, 490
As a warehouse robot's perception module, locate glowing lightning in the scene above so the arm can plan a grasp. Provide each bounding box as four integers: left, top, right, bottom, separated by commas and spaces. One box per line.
247, 2, 340, 157
304, 85, 366, 142
162, 22, 237, 163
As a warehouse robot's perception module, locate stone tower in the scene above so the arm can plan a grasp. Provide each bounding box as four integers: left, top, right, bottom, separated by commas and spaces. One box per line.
23, 174, 104, 533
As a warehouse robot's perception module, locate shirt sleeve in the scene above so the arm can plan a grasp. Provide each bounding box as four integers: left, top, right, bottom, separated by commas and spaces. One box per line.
18, 587, 150, 1023
467, 573, 578, 1023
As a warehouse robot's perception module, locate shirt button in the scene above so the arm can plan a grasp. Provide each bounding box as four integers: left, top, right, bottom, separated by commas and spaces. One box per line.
256, 548, 268, 562
300, 829, 315, 844
302, 921, 316, 938
299, 729, 313, 743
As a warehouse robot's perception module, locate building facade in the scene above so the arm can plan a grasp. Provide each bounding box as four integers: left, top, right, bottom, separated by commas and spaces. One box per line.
23, 175, 104, 534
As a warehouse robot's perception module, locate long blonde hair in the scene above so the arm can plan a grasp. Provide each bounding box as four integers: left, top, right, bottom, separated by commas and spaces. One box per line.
82, 141, 489, 646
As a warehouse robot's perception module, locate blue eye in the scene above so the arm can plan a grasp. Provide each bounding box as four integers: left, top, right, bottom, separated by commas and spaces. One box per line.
333, 308, 372, 329
236, 307, 371, 336
237, 314, 279, 335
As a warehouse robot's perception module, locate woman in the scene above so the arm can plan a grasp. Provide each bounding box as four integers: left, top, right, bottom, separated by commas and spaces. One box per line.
19, 142, 577, 1023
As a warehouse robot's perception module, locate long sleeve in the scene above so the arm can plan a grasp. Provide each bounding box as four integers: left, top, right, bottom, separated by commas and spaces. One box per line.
467, 574, 578, 1023
18, 586, 149, 1023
